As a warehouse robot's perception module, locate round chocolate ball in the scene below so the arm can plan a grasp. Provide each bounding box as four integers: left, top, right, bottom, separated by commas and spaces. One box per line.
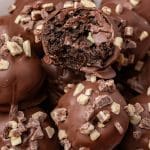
42, 5, 122, 71
100, 2, 150, 66
0, 34, 46, 112
120, 93, 150, 150
0, 106, 60, 150
51, 79, 129, 150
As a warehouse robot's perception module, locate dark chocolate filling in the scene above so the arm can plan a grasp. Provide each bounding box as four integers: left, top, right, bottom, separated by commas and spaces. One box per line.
42, 7, 117, 70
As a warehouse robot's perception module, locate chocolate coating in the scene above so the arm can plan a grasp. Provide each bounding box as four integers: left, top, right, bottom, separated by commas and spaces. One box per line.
0, 106, 60, 150
42, 6, 121, 71
0, 35, 46, 112
101, 0, 133, 10
42, 54, 116, 107
133, 0, 150, 23
42, 54, 85, 104
101, 2, 150, 64
102, 0, 150, 23
42, 55, 84, 93
51, 80, 129, 150
119, 94, 150, 150
127, 56, 150, 94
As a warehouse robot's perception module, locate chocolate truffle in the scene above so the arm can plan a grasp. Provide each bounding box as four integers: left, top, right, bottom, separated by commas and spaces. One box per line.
42, 4, 122, 72
100, 2, 150, 66
120, 92, 150, 150
0, 106, 60, 150
102, 0, 150, 23
0, 34, 46, 112
51, 79, 129, 150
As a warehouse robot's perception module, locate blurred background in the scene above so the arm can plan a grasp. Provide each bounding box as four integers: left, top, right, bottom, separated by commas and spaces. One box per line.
0, 0, 15, 15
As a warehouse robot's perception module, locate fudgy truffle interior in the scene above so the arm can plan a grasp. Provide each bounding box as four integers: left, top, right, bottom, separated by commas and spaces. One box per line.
43, 8, 116, 70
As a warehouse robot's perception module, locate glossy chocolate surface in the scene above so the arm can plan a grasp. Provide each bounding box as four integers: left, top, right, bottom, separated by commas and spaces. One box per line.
0, 35, 46, 112
51, 80, 129, 150
127, 56, 150, 94
102, 0, 150, 23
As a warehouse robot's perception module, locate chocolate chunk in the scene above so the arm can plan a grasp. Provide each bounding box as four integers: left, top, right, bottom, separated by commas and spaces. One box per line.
61, 139, 71, 150
94, 95, 113, 109
114, 122, 124, 135
31, 126, 44, 140
98, 80, 116, 93
96, 110, 111, 123
134, 103, 144, 114
133, 130, 142, 139
32, 111, 47, 123
80, 122, 95, 135
139, 118, 150, 129
51, 108, 67, 124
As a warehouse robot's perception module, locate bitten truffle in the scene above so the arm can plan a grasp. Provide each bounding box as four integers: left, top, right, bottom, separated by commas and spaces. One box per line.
0, 34, 46, 112
51, 79, 129, 150
42, 5, 122, 72
120, 92, 150, 150
0, 106, 60, 150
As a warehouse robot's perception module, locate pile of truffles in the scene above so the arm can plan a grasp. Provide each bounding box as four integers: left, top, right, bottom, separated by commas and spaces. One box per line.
0, 0, 149, 150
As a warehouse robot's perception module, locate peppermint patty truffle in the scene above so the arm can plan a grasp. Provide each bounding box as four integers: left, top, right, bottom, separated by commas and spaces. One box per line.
0, 106, 60, 150
100, 2, 150, 66
120, 92, 150, 150
0, 34, 46, 112
51, 79, 129, 150
42, 5, 122, 72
